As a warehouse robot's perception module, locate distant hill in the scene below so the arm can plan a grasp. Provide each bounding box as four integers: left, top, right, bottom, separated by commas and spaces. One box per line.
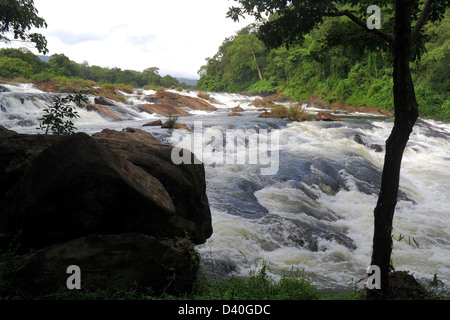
177, 78, 198, 87
38, 55, 50, 63
37, 54, 197, 88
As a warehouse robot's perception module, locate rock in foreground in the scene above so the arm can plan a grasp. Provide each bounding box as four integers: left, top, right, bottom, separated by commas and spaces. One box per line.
13, 234, 198, 297
0, 126, 212, 298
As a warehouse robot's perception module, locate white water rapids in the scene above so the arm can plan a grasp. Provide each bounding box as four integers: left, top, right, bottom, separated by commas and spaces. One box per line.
1, 83, 449, 292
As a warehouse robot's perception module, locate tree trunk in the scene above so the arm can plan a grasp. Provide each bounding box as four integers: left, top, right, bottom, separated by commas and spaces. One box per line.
247, 44, 263, 81
369, 0, 419, 299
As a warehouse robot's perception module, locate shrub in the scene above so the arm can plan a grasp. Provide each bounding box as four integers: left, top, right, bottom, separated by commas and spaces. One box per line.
288, 103, 313, 121
193, 265, 321, 300
271, 105, 289, 117
38, 90, 89, 135
165, 114, 179, 128
197, 92, 211, 100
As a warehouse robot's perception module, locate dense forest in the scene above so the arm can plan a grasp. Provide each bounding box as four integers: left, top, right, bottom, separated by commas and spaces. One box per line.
197, 10, 449, 121
0, 48, 189, 90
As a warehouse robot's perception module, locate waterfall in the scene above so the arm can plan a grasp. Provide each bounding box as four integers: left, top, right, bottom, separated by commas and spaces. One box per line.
1, 82, 449, 291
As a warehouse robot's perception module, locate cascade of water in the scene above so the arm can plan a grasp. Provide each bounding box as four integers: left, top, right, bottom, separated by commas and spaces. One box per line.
1, 83, 448, 291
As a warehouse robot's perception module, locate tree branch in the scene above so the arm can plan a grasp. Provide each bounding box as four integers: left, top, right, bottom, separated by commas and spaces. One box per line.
323, 10, 395, 46
411, 0, 433, 44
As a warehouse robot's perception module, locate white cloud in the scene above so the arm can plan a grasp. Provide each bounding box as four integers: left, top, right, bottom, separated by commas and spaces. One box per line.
27, 0, 255, 79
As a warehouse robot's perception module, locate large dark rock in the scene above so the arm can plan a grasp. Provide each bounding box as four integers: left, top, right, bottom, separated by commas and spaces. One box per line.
0, 128, 62, 207
0, 132, 187, 252
0, 128, 212, 250
11, 233, 199, 298
0, 127, 212, 297
92, 128, 212, 244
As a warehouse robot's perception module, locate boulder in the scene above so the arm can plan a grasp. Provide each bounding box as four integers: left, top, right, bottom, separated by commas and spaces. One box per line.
91, 129, 212, 244
136, 103, 191, 117
0, 85, 10, 93
94, 97, 115, 106
0, 128, 212, 297
161, 122, 193, 132
0, 125, 18, 138
143, 119, 163, 127
0, 133, 183, 252
0, 130, 62, 207
388, 271, 429, 300
152, 90, 217, 111
315, 111, 342, 121
86, 104, 125, 121
231, 106, 244, 112
258, 111, 274, 118
228, 112, 243, 117
354, 134, 384, 153
10, 233, 199, 298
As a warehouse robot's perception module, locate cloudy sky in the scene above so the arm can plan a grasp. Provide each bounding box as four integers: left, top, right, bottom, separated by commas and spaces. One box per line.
23, 0, 254, 79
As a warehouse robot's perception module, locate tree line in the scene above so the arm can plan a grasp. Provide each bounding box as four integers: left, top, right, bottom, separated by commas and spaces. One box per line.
0, 48, 189, 89
197, 9, 449, 122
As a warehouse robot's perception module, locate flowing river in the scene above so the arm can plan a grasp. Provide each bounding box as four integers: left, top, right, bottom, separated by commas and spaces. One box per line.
1, 83, 449, 292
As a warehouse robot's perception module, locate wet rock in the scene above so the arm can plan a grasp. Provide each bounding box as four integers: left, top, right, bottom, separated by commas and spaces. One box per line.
143, 119, 163, 127
228, 112, 243, 117
0, 85, 10, 93
161, 122, 192, 132
258, 111, 275, 118
316, 112, 342, 121
136, 103, 190, 116
94, 96, 115, 106
86, 104, 125, 121
152, 90, 217, 111
354, 134, 384, 153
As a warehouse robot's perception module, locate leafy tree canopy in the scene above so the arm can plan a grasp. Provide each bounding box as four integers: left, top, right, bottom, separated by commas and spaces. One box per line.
0, 0, 48, 54
227, 0, 449, 61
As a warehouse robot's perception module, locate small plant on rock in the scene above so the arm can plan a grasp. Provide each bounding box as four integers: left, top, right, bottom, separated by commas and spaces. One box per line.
38, 90, 89, 135
166, 114, 179, 129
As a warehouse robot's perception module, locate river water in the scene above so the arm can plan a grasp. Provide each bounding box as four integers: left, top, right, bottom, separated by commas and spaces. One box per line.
1, 83, 449, 292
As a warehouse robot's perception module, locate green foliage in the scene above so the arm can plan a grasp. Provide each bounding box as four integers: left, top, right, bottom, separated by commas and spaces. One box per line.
38, 91, 89, 135
194, 266, 321, 300
0, 47, 46, 73
197, 7, 450, 121
0, 0, 48, 54
165, 114, 179, 129
248, 78, 277, 94
0, 56, 33, 79
0, 48, 185, 90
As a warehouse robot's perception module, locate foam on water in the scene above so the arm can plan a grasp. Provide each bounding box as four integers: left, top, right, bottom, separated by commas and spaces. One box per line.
1, 83, 448, 291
